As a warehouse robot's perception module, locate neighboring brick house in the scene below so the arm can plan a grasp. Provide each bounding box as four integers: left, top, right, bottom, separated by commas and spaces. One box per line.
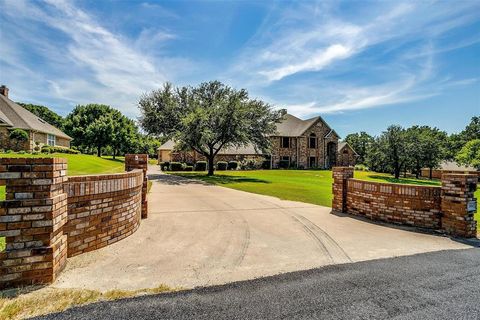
0, 86, 72, 151
158, 113, 345, 169
337, 142, 358, 167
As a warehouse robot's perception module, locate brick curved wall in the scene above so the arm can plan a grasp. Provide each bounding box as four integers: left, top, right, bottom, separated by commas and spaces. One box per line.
63, 170, 144, 257
346, 179, 442, 229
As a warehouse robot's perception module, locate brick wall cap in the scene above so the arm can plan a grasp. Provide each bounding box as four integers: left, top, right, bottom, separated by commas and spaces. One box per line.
68, 169, 143, 182
349, 178, 442, 190
442, 173, 478, 179
0, 157, 67, 165
332, 167, 354, 172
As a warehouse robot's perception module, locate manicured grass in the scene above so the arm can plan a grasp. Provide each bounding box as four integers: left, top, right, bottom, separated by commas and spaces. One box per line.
171, 170, 480, 231
0, 153, 125, 176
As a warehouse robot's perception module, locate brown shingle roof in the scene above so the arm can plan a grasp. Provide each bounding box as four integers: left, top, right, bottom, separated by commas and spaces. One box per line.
157, 113, 337, 152
0, 94, 71, 140
338, 141, 358, 155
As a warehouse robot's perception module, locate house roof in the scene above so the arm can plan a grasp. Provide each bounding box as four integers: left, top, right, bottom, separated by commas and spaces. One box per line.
275, 114, 320, 137
338, 141, 359, 155
439, 160, 476, 171
0, 94, 72, 140
158, 139, 175, 150
158, 139, 260, 155
158, 113, 337, 151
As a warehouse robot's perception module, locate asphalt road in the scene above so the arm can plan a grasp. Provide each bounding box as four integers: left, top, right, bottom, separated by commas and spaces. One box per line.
37, 248, 480, 320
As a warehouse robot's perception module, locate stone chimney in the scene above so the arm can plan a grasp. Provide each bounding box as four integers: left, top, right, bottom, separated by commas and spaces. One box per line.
0, 85, 8, 98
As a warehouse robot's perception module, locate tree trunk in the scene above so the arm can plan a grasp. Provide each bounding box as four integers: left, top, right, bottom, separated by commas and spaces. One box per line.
113, 148, 117, 160
207, 156, 215, 176
394, 166, 401, 179
429, 167, 433, 180
97, 146, 101, 157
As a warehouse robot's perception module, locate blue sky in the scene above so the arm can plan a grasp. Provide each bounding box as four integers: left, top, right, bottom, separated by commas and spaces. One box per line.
0, 0, 479, 137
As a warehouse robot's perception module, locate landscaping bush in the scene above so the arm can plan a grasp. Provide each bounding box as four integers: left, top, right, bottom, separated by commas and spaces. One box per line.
184, 165, 193, 171
160, 162, 170, 171
170, 162, 184, 171
278, 160, 289, 169
228, 161, 238, 170
355, 164, 369, 171
261, 160, 271, 170
217, 161, 228, 171
195, 161, 207, 171
41, 146, 80, 154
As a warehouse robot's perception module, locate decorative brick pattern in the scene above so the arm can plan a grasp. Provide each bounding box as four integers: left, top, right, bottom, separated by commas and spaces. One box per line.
441, 174, 477, 237
125, 154, 148, 219
63, 171, 144, 257
346, 179, 441, 229
0, 155, 148, 289
0, 158, 68, 289
332, 168, 477, 237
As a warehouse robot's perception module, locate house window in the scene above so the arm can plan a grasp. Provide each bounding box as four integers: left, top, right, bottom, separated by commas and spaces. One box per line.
281, 137, 290, 148
47, 134, 56, 146
309, 156, 316, 168
309, 133, 316, 149
343, 149, 349, 154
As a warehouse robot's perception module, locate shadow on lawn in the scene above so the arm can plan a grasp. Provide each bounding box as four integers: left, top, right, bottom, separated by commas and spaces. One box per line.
365, 174, 440, 186
167, 173, 270, 185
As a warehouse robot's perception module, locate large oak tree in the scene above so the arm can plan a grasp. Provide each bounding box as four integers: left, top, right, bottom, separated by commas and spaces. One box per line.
138, 81, 284, 175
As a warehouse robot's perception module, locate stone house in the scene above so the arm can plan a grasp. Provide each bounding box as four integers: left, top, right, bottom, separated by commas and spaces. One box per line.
337, 142, 358, 167
0, 86, 72, 151
158, 113, 358, 169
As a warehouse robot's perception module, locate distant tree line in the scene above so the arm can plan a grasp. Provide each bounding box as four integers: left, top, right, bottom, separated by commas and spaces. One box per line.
345, 116, 480, 178
19, 102, 161, 158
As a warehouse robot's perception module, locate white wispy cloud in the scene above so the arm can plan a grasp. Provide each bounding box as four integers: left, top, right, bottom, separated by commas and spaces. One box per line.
229, 0, 480, 115
0, 0, 181, 115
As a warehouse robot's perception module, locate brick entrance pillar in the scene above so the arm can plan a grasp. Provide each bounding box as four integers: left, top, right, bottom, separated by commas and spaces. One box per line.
0, 158, 68, 288
332, 167, 354, 213
441, 173, 477, 238
125, 154, 148, 219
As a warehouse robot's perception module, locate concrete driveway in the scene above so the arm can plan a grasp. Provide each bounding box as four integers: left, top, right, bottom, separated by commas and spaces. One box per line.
53, 169, 472, 291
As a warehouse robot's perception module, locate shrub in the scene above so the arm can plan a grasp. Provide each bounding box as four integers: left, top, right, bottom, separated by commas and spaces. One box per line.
261, 160, 271, 169
170, 162, 183, 171
160, 162, 170, 171
41, 146, 80, 154
217, 161, 228, 171
278, 160, 289, 169
9, 128, 29, 149
227, 161, 238, 170
184, 165, 193, 171
355, 164, 369, 171
195, 161, 207, 171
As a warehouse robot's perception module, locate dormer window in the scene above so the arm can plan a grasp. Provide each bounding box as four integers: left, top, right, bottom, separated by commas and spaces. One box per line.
47, 134, 56, 146
309, 133, 316, 149
281, 137, 290, 148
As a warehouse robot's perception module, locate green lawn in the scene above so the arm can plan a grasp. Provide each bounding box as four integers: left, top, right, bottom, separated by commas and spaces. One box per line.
0, 153, 126, 176
171, 170, 480, 231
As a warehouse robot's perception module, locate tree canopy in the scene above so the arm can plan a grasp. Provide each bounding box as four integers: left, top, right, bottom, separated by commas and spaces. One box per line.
361, 125, 448, 179
456, 139, 480, 170
344, 132, 374, 164
17, 102, 65, 130
138, 81, 284, 175
64, 104, 159, 158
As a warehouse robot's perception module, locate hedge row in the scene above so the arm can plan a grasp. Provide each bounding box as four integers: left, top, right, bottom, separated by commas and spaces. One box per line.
160, 161, 244, 171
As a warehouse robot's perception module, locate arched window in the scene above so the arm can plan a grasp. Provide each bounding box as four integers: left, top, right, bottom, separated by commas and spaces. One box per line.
309, 133, 316, 149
